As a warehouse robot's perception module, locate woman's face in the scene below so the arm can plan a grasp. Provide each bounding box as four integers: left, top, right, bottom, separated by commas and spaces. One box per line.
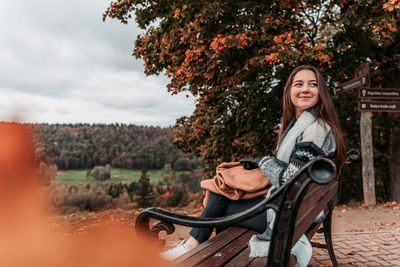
290, 69, 320, 119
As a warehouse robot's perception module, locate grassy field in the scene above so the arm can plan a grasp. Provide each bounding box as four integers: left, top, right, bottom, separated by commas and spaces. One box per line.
55, 169, 168, 184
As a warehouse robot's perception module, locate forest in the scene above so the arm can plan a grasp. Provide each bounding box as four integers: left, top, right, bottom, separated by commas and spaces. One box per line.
29, 123, 202, 171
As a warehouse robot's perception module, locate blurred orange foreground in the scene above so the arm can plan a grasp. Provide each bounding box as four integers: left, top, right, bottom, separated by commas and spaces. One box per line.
0, 123, 169, 267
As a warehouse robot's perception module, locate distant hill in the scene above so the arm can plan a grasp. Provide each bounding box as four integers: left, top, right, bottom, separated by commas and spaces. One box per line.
30, 123, 202, 170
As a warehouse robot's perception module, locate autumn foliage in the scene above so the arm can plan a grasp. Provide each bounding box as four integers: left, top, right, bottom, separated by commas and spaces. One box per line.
104, 1, 400, 201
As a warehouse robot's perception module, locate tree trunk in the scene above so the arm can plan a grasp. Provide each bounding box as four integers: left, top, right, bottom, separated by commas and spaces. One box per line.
389, 123, 400, 202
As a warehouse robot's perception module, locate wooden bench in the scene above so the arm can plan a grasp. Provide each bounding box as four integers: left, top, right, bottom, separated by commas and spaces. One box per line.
135, 150, 359, 267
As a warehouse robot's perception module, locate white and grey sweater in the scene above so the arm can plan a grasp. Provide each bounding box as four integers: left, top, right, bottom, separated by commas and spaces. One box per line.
241, 112, 337, 188
259, 123, 336, 188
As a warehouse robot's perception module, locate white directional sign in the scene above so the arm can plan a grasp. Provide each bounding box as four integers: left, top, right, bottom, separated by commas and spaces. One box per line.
335, 75, 369, 94
359, 88, 400, 99
359, 100, 400, 112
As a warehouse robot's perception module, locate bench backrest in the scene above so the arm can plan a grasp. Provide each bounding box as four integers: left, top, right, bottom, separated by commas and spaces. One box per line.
267, 159, 339, 266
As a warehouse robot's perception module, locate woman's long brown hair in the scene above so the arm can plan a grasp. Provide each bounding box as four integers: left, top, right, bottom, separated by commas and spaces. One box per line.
277, 65, 346, 167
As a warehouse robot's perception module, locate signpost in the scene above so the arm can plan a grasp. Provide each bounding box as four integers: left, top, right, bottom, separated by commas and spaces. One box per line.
359, 88, 400, 99
334, 75, 369, 95
335, 63, 400, 205
357, 64, 376, 206
359, 101, 400, 112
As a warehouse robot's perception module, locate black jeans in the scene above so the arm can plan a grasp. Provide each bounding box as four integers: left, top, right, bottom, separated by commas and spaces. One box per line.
189, 192, 268, 243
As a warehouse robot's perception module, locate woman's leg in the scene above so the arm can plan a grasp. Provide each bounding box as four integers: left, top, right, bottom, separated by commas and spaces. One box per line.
161, 193, 267, 260
189, 192, 231, 243
216, 196, 268, 234
190, 194, 268, 243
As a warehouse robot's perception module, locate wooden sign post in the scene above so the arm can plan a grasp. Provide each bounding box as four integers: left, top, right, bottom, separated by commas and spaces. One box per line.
358, 64, 376, 205
335, 63, 376, 205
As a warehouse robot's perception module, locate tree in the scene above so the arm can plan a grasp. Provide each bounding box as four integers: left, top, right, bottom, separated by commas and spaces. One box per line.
162, 163, 173, 184
104, 0, 400, 200
136, 168, 154, 207
104, 0, 333, 178
90, 164, 112, 181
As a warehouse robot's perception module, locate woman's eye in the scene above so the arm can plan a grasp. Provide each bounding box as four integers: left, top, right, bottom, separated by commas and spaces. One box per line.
294, 83, 302, 87
310, 83, 318, 87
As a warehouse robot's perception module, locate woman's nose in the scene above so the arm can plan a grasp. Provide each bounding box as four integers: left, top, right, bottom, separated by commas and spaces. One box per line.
301, 85, 311, 93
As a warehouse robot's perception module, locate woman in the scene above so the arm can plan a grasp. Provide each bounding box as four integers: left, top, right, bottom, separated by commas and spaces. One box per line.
161, 65, 346, 265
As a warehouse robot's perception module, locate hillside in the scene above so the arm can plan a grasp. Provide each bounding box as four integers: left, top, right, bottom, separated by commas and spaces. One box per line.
30, 123, 202, 171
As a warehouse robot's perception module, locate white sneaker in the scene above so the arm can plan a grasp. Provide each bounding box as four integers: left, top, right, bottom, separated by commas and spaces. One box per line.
160, 240, 189, 261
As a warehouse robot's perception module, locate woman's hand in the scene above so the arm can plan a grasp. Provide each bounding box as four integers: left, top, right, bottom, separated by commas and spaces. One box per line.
239, 157, 262, 170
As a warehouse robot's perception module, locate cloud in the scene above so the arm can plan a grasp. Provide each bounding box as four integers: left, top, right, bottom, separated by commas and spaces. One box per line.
0, 0, 194, 126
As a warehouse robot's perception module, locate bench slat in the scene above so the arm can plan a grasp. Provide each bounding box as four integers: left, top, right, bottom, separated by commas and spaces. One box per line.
197, 229, 256, 266
292, 182, 337, 246
246, 256, 268, 267
224, 246, 255, 267
175, 227, 248, 266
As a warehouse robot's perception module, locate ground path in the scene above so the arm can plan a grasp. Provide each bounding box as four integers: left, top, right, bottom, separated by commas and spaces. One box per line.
56, 202, 400, 267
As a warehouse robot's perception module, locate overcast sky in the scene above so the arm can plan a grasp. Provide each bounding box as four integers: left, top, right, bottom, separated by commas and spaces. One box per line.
0, 0, 195, 127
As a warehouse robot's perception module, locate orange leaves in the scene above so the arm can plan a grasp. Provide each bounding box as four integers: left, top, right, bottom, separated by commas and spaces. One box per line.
210, 31, 255, 54
312, 53, 331, 64
204, 73, 214, 81
163, 191, 171, 198
173, 8, 181, 19
387, 23, 397, 32
313, 45, 324, 51
231, 138, 250, 148
210, 35, 228, 54
383, 0, 400, 11
372, 26, 383, 33
273, 31, 296, 46
265, 53, 279, 64
235, 31, 255, 49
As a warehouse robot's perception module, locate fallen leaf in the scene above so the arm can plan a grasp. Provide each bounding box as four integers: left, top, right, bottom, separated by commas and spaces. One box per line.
346, 229, 364, 232
371, 247, 380, 251
344, 250, 354, 255
383, 243, 391, 246
178, 236, 185, 240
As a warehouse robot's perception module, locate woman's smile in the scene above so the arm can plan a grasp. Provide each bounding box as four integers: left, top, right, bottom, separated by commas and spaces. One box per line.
290, 70, 320, 118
